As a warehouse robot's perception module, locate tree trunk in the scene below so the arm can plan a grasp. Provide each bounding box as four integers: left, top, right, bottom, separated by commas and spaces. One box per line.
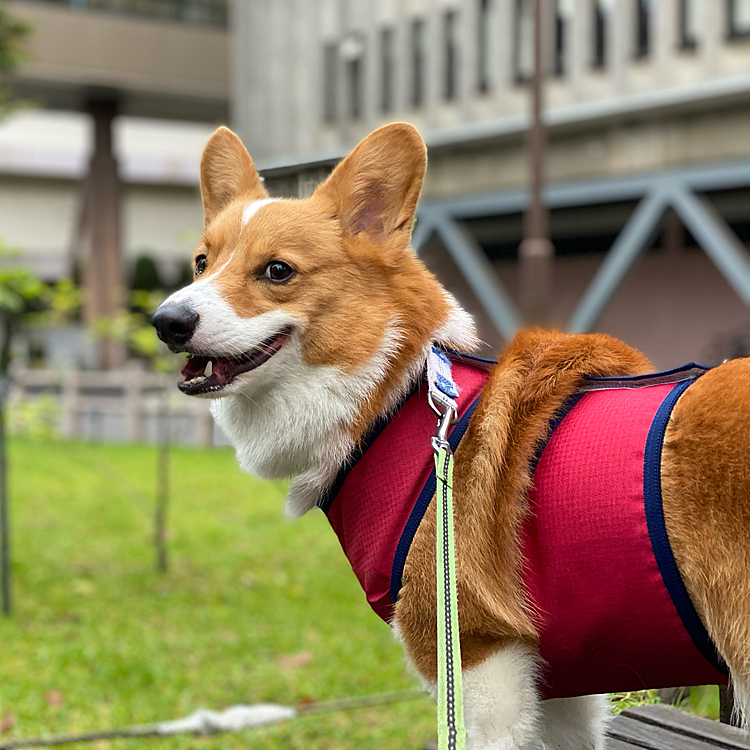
155, 390, 170, 573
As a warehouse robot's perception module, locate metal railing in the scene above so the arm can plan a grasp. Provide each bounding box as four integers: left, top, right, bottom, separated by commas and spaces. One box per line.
18, 0, 228, 28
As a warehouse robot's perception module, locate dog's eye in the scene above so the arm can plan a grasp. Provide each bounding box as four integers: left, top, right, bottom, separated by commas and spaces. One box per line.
195, 254, 207, 276
264, 261, 294, 283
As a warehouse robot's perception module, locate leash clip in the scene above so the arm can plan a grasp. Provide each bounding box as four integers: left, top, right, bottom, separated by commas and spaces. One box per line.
429, 392, 458, 456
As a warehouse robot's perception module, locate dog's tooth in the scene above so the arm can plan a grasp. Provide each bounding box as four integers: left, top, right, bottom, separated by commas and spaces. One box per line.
185, 375, 207, 385
204, 360, 213, 377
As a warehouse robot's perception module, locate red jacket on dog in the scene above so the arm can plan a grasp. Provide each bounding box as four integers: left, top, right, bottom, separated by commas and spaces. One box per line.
320, 355, 728, 699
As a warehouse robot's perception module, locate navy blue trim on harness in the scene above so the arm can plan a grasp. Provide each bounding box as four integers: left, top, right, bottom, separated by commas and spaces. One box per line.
643, 378, 728, 675
389, 394, 482, 605
584, 362, 708, 382
443, 348, 498, 370
582, 363, 709, 391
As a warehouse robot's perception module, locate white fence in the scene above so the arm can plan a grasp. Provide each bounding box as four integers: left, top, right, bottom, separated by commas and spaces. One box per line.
8, 366, 216, 445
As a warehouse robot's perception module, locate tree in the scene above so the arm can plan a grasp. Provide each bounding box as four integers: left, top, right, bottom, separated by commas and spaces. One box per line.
0, 258, 44, 615
0, 241, 58, 615
0, 4, 52, 614
91, 289, 181, 572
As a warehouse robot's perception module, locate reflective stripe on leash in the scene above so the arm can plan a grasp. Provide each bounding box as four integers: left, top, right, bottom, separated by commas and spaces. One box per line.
428, 346, 466, 750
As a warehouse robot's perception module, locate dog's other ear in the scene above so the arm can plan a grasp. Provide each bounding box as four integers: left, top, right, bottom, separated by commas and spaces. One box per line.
314, 123, 426, 241
200, 127, 267, 226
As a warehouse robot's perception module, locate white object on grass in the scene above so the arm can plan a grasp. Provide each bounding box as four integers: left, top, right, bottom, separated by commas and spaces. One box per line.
156, 704, 298, 736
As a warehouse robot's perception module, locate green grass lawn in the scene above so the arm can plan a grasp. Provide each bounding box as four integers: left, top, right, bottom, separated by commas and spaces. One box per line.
0, 437, 436, 750
0, 437, 720, 750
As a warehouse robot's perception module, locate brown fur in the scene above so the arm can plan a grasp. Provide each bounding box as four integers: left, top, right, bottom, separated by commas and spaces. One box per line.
662, 358, 750, 690
396, 330, 652, 681
200, 127, 267, 225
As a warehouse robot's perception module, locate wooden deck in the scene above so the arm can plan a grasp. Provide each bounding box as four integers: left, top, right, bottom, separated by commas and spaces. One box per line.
424, 704, 750, 750
608, 704, 750, 749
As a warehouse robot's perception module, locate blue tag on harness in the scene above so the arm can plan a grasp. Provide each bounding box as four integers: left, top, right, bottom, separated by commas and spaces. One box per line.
427, 347, 460, 415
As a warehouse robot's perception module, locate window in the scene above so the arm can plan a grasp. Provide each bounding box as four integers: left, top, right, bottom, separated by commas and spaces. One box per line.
514, 0, 533, 81
728, 0, 750, 37
380, 27, 395, 113
478, 0, 491, 92
444, 10, 458, 100
592, 0, 607, 67
554, 0, 567, 75
341, 33, 365, 121
323, 42, 338, 124
411, 19, 425, 107
347, 57, 363, 120
635, 0, 650, 58
679, 0, 698, 47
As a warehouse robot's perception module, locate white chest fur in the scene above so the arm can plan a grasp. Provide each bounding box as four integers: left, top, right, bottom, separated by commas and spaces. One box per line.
210, 329, 409, 516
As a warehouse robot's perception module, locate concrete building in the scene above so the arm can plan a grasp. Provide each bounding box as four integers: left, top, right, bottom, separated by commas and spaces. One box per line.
0, 109, 213, 284
233, 0, 750, 368
2, 0, 229, 366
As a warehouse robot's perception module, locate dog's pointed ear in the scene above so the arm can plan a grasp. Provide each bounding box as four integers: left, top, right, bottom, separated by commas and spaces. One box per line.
200, 127, 267, 226
314, 123, 426, 241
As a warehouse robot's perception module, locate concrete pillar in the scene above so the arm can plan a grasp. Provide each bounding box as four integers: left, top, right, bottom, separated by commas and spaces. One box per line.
386, 0, 404, 115
654, 0, 674, 84
495, 0, 515, 114
80, 98, 126, 370
424, 0, 439, 128
569, 0, 587, 94
487, 0, 511, 101
611, 0, 629, 92
700, 0, 721, 76
459, 0, 478, 119
294, 0, 319, 152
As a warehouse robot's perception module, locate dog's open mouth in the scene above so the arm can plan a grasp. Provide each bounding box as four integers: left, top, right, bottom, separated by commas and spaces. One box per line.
178, 328, 292, 395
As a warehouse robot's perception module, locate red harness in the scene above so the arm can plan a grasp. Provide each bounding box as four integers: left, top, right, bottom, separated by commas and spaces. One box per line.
321, 357, 728, 698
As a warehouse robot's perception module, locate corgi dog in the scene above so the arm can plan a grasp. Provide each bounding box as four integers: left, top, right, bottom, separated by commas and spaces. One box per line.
153, 123, 750, 749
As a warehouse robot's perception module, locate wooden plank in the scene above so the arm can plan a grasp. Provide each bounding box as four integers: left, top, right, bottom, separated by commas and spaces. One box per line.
605, 738, 644, 750
428, 705, 750, 750
610, 714, 726, 749
623, 704, 750, 749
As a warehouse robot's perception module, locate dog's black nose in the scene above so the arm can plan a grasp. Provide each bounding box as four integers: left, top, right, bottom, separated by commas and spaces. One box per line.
152, 303, 199, 346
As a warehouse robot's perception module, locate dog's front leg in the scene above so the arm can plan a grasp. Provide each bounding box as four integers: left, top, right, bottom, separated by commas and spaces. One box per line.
539, 695, 610, 750
461, 641, 543, 750
395, 612, 542, 748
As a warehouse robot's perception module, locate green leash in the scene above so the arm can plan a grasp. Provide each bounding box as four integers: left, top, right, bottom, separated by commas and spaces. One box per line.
427, 346, 467, 750
433, 414, 466, 750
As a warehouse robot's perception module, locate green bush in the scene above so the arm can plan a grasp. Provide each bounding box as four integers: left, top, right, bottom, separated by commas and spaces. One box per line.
8, 394, 61, 439
131, 255, 163, 292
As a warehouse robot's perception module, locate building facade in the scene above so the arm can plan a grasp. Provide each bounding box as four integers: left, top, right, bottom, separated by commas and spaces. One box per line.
5, 0, 230, 285
1, 0, 230, 367
232, 0, 750, 368
0, 110, 213, 284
